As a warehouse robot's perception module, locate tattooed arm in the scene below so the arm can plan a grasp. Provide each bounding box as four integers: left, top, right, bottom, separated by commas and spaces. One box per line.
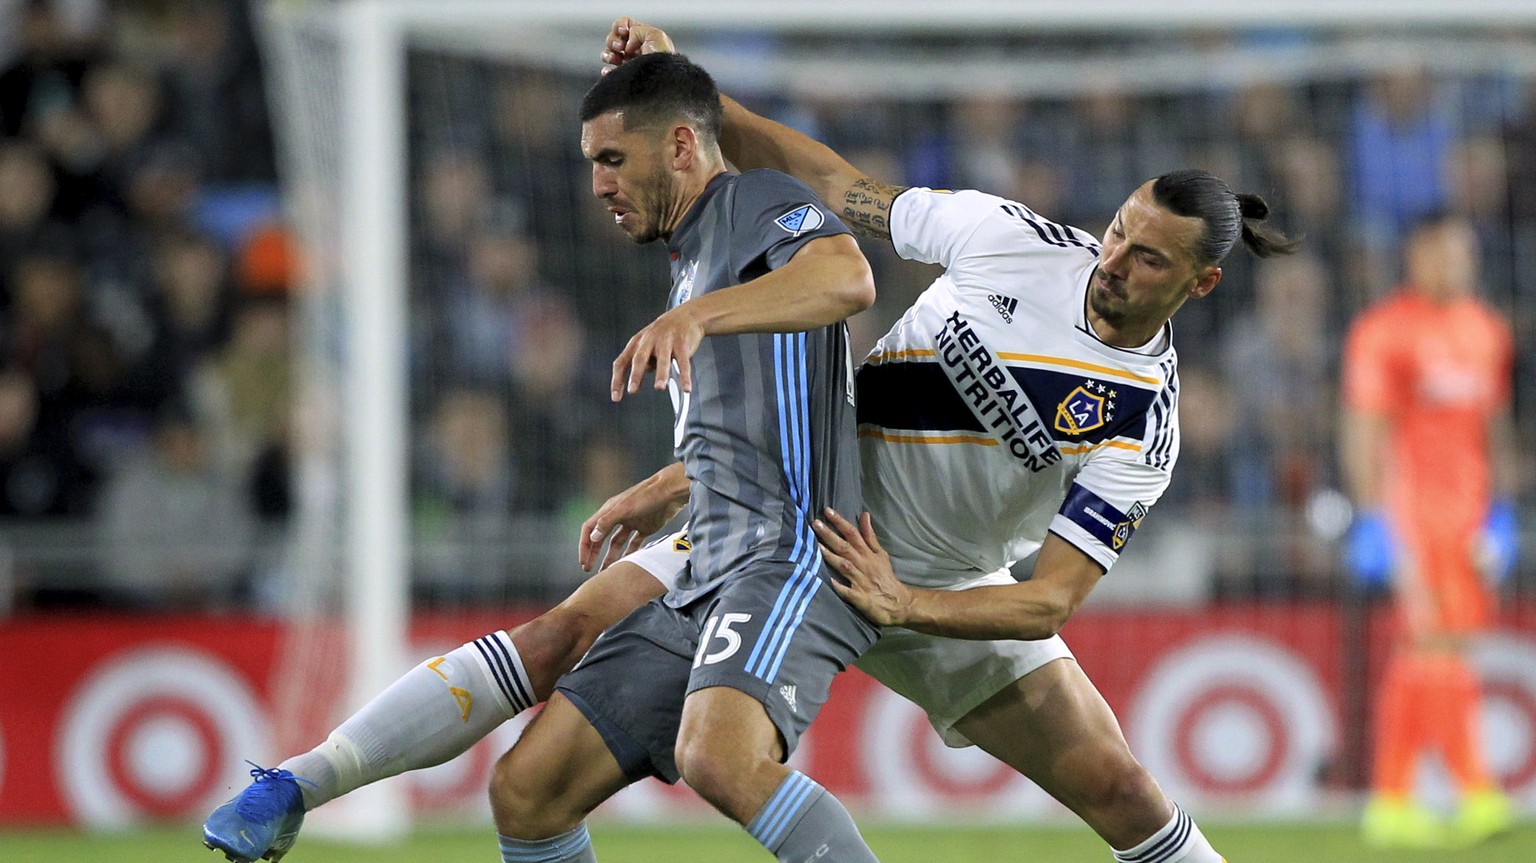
717, 95, 906, 241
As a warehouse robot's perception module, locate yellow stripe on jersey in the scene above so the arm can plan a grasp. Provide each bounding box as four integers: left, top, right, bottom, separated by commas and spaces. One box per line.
867, 349, 1160, 386
865, 348, 937, 363
863, 426, 1142, 454
995, 353, 1161, 385
858, 428, 998, 446
1058, 439, 1143, 455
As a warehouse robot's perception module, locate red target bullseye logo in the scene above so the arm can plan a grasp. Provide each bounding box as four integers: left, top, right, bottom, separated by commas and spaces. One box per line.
57, 647, 270, 827
1172, 685, 1288, 794
1129, 635, 1335, 811
103, 697, 225, 818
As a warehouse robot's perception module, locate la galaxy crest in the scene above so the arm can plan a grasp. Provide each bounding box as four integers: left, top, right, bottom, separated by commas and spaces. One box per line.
1054, 380, 1117, 435
1113, 502, 1148, 550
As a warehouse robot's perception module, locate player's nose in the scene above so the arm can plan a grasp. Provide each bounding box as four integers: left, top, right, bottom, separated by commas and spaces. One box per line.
591, 165, 617, 199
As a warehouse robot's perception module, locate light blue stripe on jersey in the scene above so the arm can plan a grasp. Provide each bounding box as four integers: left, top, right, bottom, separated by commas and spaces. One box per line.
762, 571, 822, 682
786, 333, 808, 508
746, 334, 821, 682
748, 771, 820, 849
761, 333, 823, 681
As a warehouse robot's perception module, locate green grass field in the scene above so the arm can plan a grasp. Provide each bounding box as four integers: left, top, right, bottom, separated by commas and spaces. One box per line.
4, 822, 1533, 863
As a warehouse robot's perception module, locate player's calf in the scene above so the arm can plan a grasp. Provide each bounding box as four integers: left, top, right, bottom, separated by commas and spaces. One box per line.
489, 692, 633, 863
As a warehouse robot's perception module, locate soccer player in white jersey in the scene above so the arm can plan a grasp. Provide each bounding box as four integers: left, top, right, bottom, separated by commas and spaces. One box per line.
202, 19, 1294, 863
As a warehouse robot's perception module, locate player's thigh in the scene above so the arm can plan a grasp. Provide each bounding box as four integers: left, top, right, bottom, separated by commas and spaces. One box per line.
1399, 531, 1491, 640
512, 540, 681, 696
952, 657, 1137, 792
856, 626, 1071, 746
678, 684, 785, 767
548, 533, 684, 626
491, 691, 632, 826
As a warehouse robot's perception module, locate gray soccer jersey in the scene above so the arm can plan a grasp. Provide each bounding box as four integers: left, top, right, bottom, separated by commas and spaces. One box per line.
662, 170, 860, 605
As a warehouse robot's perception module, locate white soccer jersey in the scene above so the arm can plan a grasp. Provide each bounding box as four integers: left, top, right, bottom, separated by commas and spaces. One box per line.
858, 187, 1180, 585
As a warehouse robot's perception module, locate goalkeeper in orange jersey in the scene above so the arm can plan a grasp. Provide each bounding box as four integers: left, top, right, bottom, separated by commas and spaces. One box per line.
1341, 212, 1521, 848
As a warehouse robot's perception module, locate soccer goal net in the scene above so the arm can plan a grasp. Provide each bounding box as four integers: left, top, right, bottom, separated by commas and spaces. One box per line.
258, 0, 1536, 830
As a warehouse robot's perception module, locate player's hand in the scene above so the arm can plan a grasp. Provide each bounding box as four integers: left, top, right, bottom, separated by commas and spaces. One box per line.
815, 507, 908, 626
1344, 509, 1397, 589
601, 18, 676, 73
610, 303, 705, 402
579, 468, 687, 572
1477, 499, 1519, 585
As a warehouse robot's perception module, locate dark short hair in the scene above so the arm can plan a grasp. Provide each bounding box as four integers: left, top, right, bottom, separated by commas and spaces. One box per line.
579, 52, 722, 143
1151, 169, 1299, 264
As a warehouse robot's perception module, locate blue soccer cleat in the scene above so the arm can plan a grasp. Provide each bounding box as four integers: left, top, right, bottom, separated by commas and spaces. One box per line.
203, 764, 309, 862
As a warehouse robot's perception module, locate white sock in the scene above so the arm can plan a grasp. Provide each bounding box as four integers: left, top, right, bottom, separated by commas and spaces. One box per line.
279, 631, 535, 809
1112, 804, 1223, 863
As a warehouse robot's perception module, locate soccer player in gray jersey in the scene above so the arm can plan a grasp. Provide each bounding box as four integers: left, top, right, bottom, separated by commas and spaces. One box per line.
484, 53, 884, 863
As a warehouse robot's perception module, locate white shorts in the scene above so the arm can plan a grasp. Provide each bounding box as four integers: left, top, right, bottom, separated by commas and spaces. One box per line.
854, 568, 1074, 748
619, 529, 691, 591
619, 536, 1073, 748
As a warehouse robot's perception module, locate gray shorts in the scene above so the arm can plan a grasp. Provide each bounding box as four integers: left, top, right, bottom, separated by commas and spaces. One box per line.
555, 559, 878, 783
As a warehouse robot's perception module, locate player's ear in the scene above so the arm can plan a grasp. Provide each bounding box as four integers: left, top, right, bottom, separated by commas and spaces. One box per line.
1190, 265, 1221, 299
670, 123, 697, 171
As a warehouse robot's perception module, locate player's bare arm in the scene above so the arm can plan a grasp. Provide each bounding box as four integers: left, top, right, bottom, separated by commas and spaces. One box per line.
718, 94, 905, 240
601, 19, 906, 241
1339, 406, 1391, 508
579, 461, 690, 571
815, 508, 1103, 640
611, 232, 874, 398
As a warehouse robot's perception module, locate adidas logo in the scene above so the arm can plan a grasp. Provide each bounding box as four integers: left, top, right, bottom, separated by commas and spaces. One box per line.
779, 684, 798, 712
987, 293, 1017, 323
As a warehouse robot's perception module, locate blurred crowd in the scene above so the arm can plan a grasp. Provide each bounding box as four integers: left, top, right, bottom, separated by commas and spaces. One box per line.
0, 2, 1532, 611
0, 0, 286, 609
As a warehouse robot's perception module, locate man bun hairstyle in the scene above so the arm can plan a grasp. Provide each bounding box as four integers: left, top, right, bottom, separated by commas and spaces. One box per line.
1151, 169, 1299, 264
580, 52, 723, 145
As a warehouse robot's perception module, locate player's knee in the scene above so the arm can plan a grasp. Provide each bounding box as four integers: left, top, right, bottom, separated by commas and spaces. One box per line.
488, 748, 577, 838
1063, 748, 1164, 820
673, 732, 723, 796
674, 732, 750, 809
507, 608, 601, 700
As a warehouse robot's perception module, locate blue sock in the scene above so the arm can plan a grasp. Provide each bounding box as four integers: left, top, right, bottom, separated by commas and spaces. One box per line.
747, 771, 878, 863
498, 823, 597, 863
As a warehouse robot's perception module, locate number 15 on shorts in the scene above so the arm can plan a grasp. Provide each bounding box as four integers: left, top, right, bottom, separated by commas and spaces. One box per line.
694, 613, 752, 668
